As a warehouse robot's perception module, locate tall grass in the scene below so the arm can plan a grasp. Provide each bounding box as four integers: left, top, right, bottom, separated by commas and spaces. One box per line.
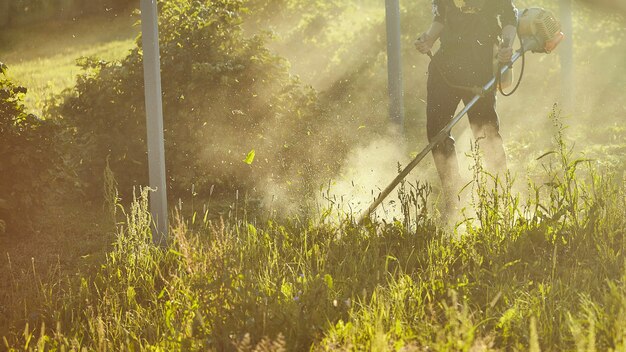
2, 111, 626, 351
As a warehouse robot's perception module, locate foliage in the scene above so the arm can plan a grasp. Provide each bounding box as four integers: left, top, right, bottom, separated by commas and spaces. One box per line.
244, 0, 345, 29
55, 0, 344, 201
243, 0, 348, 56
0, 64, 59, 220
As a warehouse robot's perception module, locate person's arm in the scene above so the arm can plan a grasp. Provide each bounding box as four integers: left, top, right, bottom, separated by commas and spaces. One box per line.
415, 21, 444, 54
415, 1, 446, 54
498, 1, 518, 62
501, 25, 517, 47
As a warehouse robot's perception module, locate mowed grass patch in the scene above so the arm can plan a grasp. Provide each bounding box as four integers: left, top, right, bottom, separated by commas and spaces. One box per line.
0, 10, 139, 116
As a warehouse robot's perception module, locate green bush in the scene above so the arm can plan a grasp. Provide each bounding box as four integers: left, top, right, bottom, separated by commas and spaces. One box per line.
0, 63, 59, 219
56, 0, 345, 201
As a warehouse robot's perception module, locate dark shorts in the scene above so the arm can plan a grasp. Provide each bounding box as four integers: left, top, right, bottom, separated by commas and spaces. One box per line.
426, 60, 501, 152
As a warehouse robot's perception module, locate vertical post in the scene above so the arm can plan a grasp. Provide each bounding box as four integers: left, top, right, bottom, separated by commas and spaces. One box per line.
385, 0, 405, 130
559, 0, 574, 111
141, 0, 168, 243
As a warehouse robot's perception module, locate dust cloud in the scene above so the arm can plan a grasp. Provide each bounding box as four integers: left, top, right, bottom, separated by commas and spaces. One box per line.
252, 0, 626, 221
316, 128, 434, 222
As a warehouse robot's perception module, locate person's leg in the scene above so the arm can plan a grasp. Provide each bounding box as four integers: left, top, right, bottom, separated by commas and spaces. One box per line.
463, 92, 507, 175
427, 63, 463, 214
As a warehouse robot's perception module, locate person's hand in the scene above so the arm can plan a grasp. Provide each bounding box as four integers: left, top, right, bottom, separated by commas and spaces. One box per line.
414, 33, 434, 55
498, 45, 513, 63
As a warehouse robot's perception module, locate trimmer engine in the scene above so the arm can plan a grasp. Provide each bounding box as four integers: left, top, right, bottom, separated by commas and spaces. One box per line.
518, 8, 564, 53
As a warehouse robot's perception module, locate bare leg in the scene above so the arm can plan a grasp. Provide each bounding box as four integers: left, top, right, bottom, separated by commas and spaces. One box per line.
464, 93, 508, 178
426, 62, 464, 219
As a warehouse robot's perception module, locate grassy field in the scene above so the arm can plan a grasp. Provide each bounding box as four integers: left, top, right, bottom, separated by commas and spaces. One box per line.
3, 132, 626, 350
0, 10, 138, 116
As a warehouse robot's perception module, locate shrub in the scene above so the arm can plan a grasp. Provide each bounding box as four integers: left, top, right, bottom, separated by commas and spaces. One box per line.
56, 0, 346, 202
0, 63, 59, 222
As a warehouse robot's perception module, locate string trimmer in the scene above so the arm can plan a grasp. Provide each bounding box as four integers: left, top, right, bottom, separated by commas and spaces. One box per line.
358, 7, 564, 224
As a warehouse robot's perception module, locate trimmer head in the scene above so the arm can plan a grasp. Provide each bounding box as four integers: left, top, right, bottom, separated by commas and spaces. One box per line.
518, 8, 565, 53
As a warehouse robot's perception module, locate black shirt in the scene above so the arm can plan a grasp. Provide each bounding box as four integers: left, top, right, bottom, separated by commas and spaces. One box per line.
431, 0, 518, 86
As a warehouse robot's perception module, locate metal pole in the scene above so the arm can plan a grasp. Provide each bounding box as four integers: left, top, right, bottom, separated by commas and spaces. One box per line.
141, 0, 168, 243
358, 49, 527, 224
385, 0, 405, 130
559, 0, 574, 111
